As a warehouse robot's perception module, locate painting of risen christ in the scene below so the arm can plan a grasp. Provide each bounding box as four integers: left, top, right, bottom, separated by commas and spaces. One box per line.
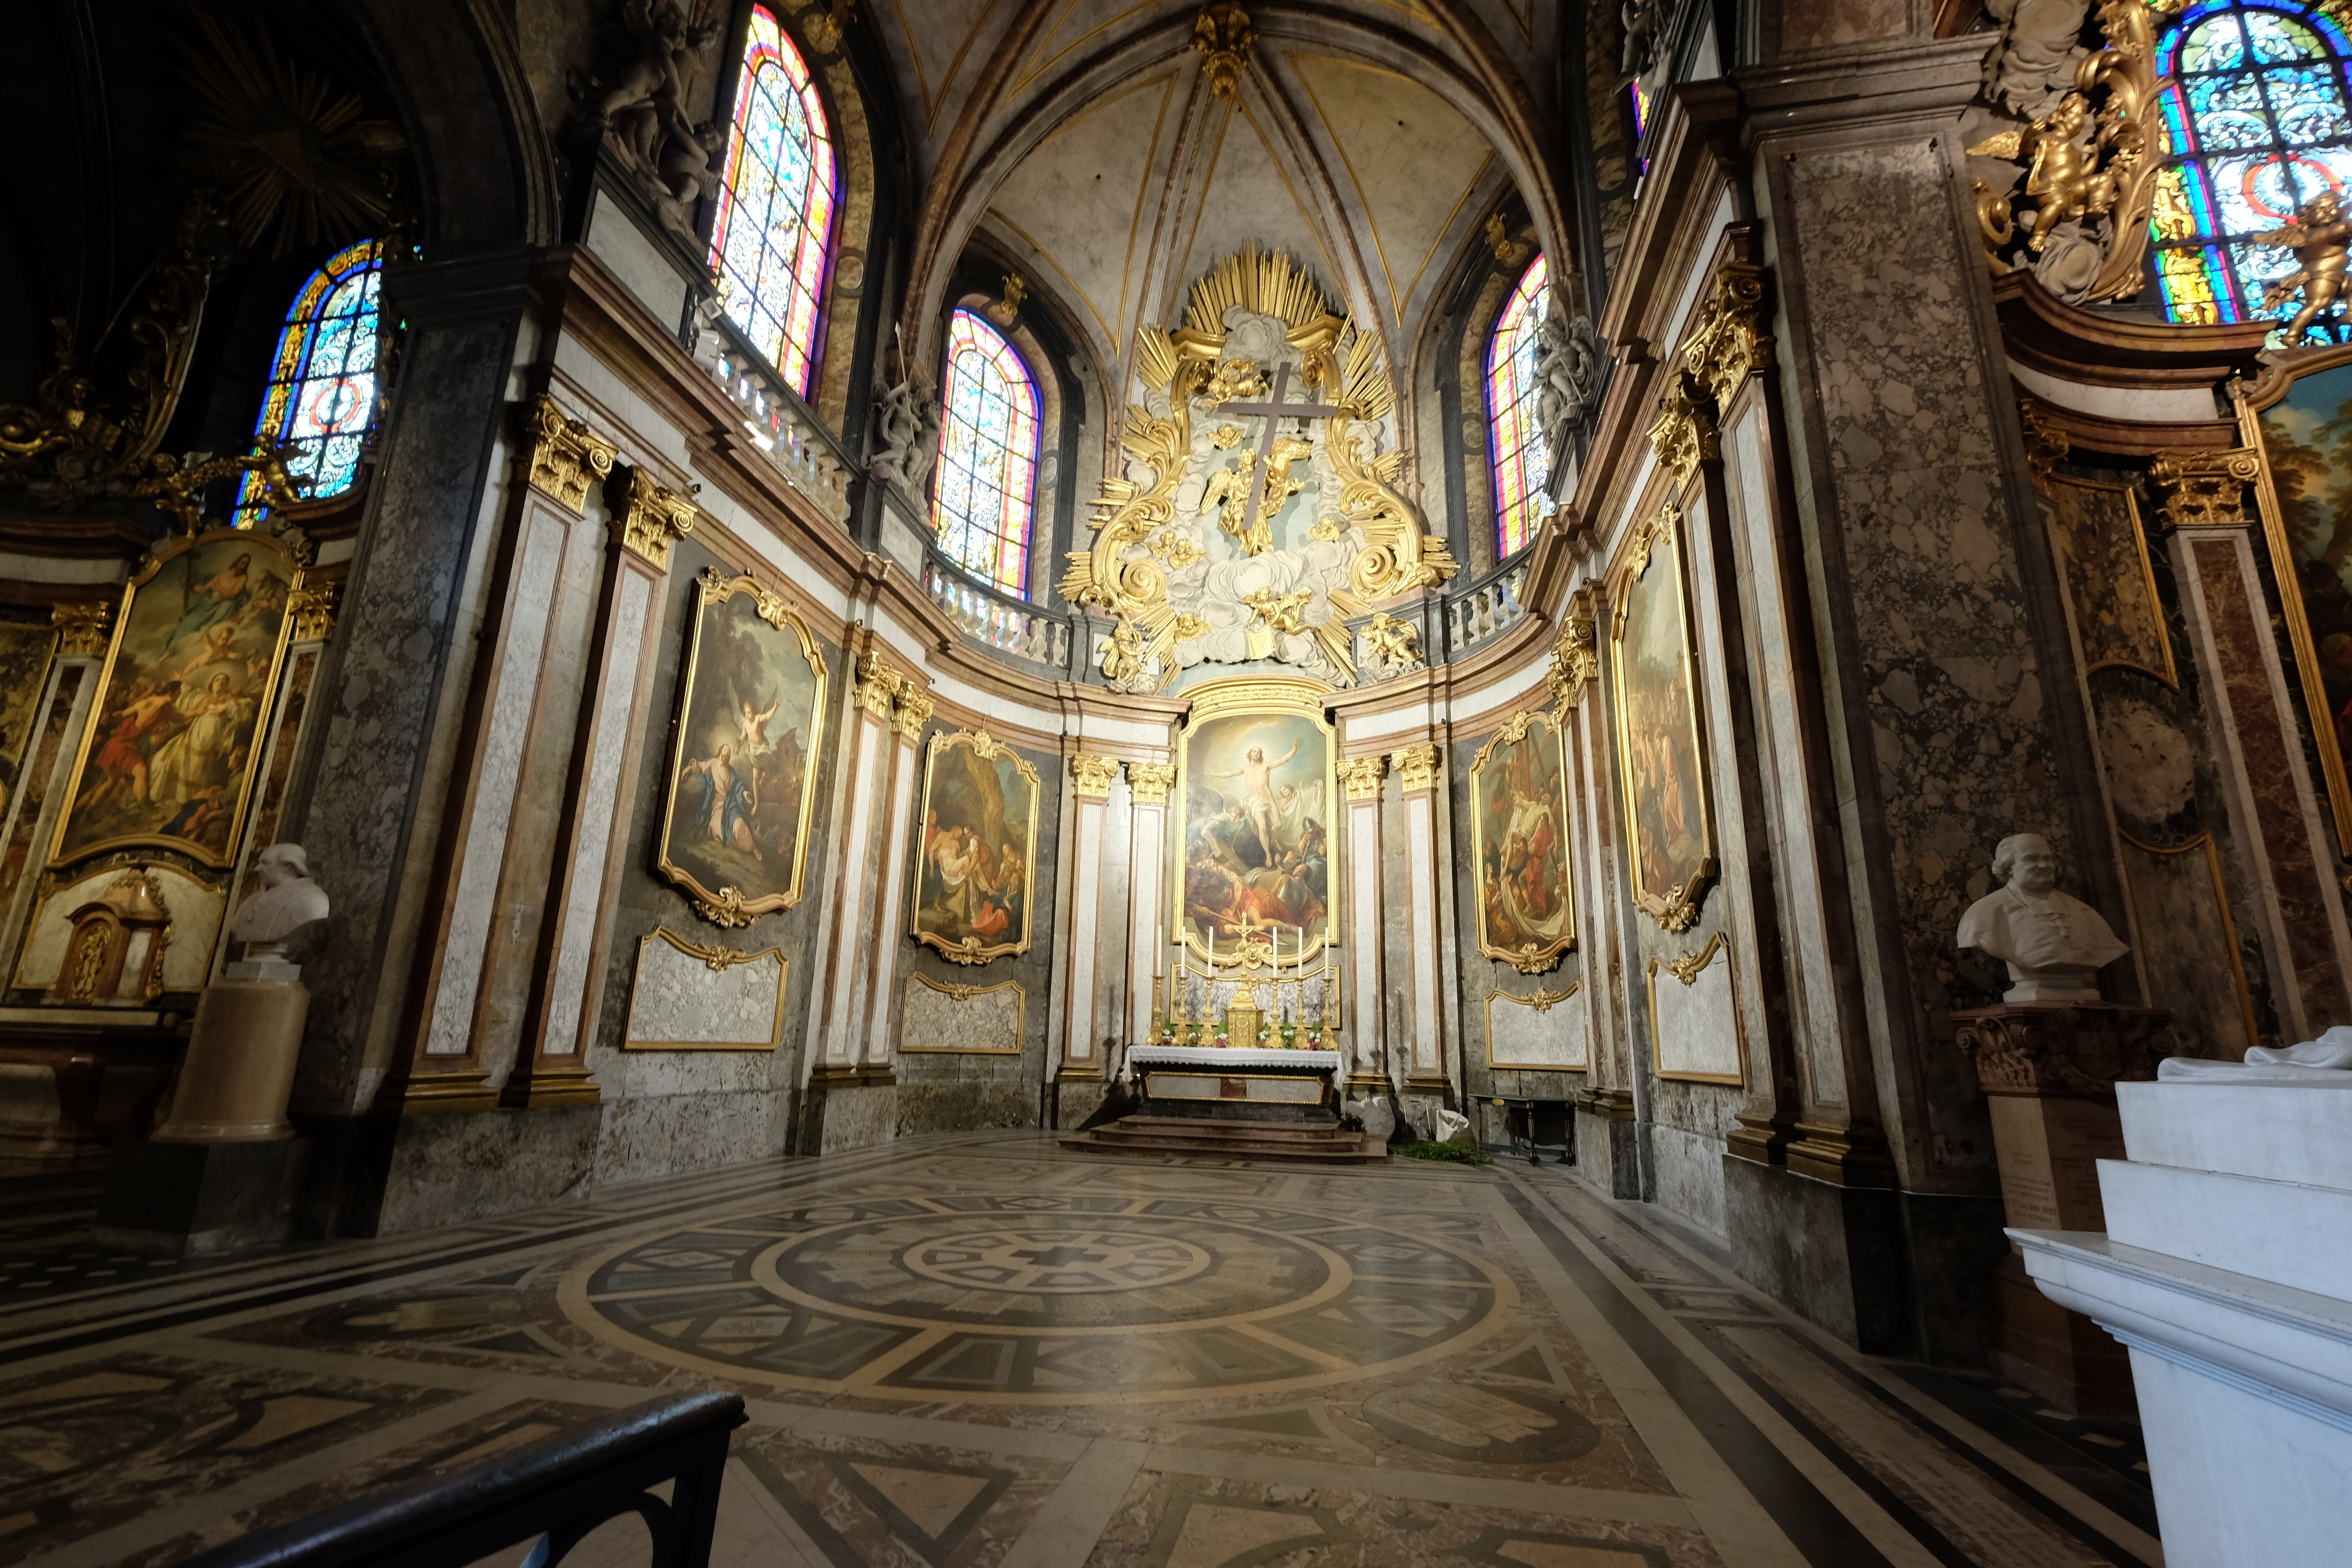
1174, 697, 1336, 966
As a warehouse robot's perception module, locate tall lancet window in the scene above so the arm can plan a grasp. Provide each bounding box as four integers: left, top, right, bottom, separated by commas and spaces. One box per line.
710, 5, 837, 395
1486, 253, 1552, 559
2152, 0, 2352, 342
931, 308, 1041, 598
236, 239, 384, 525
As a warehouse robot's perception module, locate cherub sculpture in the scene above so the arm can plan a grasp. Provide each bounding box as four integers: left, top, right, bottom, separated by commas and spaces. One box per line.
2018, 94, 2121, 253
2255, 190, 2352, 346
591, 0, 719, 173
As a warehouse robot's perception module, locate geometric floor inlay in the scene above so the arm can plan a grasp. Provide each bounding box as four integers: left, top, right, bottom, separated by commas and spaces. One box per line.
563, 1192, 1518, 1403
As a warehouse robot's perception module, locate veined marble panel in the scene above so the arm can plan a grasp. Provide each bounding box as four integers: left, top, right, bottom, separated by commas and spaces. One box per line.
14, 862, 223, 993
2046, 477, 2173, 686
623, 928, 787, 1049
1648, 935, 1742, 1083
901, 972, 1023, 1054
1485, 986, 1586, 1070
2119, 832, 2259, 1060
545, 570, 653, 1056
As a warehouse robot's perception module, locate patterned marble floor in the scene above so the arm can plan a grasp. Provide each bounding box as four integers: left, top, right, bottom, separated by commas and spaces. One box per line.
0, 1133, 2161, 1568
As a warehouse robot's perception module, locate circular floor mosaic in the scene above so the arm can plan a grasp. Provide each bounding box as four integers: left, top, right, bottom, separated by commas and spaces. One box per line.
560, 1194, 1517, 1403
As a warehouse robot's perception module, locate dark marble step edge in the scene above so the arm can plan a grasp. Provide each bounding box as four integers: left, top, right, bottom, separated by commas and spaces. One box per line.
1056, 1134, 1388, 1164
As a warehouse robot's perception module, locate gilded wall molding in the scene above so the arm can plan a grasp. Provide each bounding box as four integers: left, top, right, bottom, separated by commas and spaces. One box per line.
615, 465, 699, 570
51, 603, 112, 658
524, 395, 618, 514
2150, 448, 2262, 528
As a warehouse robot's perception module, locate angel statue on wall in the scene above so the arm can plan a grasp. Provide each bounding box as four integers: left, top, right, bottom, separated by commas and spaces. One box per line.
2254, 191, 2352, 347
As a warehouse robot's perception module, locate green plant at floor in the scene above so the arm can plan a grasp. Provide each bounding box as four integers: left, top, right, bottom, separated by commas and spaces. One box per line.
1396, 1140, 1493, 1166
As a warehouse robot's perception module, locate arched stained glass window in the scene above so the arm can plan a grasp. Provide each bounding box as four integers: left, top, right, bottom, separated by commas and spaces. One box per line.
235, 239, 383, 525
2152, 0, 2352, 343
1487, 253, 1551, 559
710, 6, 837, 396
931, 308, 1041, 598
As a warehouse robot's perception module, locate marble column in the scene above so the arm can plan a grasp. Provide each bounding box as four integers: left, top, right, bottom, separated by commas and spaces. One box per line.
1125, 762, 1176, 1049
814, 650, 900, 1070
284, 254, 535, 1123
858, 679, 933, 1067
1341, 756, 1386, 1088
506, 466, 692, 1105
1389, 743, 1449, 1095
2155, 450, 2352, 1039
1059, 755, 1121, 1081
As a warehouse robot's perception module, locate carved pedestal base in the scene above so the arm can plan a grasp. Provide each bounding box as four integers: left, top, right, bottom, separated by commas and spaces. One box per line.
156, 977, 311, 1142
1954, 1004, 2170, 1416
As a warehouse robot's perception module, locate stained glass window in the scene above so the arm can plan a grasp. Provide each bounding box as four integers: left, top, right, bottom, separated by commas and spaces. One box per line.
1487, 253, 1552, 559
931, 309, 1041, 598
2153, 0, 2352, 343
710, 6, 837, 396
235, 239, 383, 525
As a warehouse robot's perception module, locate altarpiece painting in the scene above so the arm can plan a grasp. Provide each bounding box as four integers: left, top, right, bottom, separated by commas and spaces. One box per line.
0, 621, 60, 811
52, 529, 300, 868
1611, 504, 1715, 932
657, 571, 828, 926
1471, 706, 1575, 973
1174, 676, 1336, 967
911, 729, 1039, 964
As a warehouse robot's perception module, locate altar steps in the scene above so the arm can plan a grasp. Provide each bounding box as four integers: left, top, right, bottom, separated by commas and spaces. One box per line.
1059, 1115, 1389, 1164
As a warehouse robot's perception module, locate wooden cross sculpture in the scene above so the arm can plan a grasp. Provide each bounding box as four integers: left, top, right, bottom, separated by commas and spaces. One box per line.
1211, 362, 1348, 557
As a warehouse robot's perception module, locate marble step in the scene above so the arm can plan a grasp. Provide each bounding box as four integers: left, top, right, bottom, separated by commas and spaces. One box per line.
1060, 1117, 1388, 1164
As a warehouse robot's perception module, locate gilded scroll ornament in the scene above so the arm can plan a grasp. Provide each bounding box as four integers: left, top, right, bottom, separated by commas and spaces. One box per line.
289, 583, 339, 643
1128, 762, 1177, 804
1390, 742, 1440, 794
1191, 3, 1255, 100
2150, 448, 2261, 528
1548, 610, 1598, 706
1645, 372, 1717, 485
52, 603, 112, 658
1341, 755, 1384, 801
1483, 211, 1530, 268
1680, 264, 1769, 408
137, 445, 306, 534
1362, 612, 1424, 675
987, 273, 1028, 328
2017, 396, 2070, 490
1661, 931, 1725, 986
1070, 753, 1122, 797
1966, 0, 2187, 306
1058, 245, 1455, 692
615, 466, 699, 571
524, 395, 618, 514
663, 931, 772, 971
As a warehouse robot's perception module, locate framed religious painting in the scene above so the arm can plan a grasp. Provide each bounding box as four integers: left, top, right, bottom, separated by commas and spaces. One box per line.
1172, 674, 1338, 968
910, 729, 1040, 964
51, 528, 302, 869
2244, 354, 2352, 852
1609, 503, 1716, 932
655, 569, 829, 926
1470, 706, 1575, 973
0, 620, 60, 811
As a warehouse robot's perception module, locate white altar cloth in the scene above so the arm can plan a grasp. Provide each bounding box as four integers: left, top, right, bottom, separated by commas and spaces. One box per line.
1129, 1046, 1343, 1072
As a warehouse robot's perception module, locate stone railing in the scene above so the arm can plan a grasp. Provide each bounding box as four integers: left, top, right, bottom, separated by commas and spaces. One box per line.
922, 551, 1075, 674
692, 318, 853, 525
1446, 559, 1529, 654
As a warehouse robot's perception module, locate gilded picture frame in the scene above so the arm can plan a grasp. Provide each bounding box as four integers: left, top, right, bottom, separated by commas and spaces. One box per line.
1610, 502, 1716, 933
655, 570, 829, 927
50, 527, 302, 870
1172, 674, 1339, 969
910, 728, 1041, 965
2242, 354, 2352, 853
1470, 705, 1575, 973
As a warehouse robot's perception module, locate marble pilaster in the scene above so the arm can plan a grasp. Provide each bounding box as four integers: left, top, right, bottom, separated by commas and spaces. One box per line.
1125, 762, 1175, 1048
1342, 756, 1386, 1086
1057, 755, 1120, 1079
812, 651, 896, 1070
857, 682, 931, 1067
1391, 743, 1448, 1092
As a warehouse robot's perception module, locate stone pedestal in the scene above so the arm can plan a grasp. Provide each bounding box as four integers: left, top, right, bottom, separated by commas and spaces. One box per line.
156, 974, 311, 1141
1954, 1004, 2169, 1415
2017, 1080, 2352, 1568
95, 1138, 309, 1258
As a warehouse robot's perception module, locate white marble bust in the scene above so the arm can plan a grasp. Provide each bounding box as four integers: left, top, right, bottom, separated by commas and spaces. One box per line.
232, 843, 330, 960
1956, 833, 2127, 1004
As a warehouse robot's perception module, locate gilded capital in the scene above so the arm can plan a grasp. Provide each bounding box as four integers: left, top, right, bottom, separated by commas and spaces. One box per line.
855, 650, 899, 719
523, 394, 618, 514
1128, 761, 1177, 804
1070, 753, 1121, 798
289, 583, 339, 643
615, 465, 698, 571
1645, 372, 1718, 485
2150, 447, 2262, 529
1389, 742, 1440, 794
1549, 611, 1598, 706
52, 601, 112, 657
890, 679, 934, 738
2017, 397, 2068, 491
1680, 262, 1769, 408
1341, 755, 1385, 801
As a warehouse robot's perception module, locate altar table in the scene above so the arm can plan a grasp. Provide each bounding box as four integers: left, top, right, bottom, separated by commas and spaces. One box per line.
1127, 1046, 1344, 1123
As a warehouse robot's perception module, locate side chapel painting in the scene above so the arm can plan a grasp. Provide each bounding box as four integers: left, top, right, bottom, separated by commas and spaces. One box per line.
1174, 677, 1337, 964
2250, 355, 2352, 851
0, 621, 60, 809
1611, 504, 1715, 932
657, 570, 828, 925
1471, 707, 1575, 973
911, 730, 1040, 964
52, 530, 299, 867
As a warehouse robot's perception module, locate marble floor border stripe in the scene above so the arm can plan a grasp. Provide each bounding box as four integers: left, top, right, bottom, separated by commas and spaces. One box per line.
1004, 1437, 1151, 1568
1135, 1442, 1700, 1528
1874, 1362, 2161, 1540
735, 1446, 865, 1568
1530, 1176, 2166, 1564
1495, 1180, 1899, 1568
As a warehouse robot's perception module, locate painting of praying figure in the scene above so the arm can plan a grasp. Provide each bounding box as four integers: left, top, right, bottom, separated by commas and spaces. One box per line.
1471, 707, 1575, 973
656, 571, 828, 925
51, 530, 299, 868
1173, 677, 1338, 967
911, 730, 1040, 964
1611, 504, 1715, 933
